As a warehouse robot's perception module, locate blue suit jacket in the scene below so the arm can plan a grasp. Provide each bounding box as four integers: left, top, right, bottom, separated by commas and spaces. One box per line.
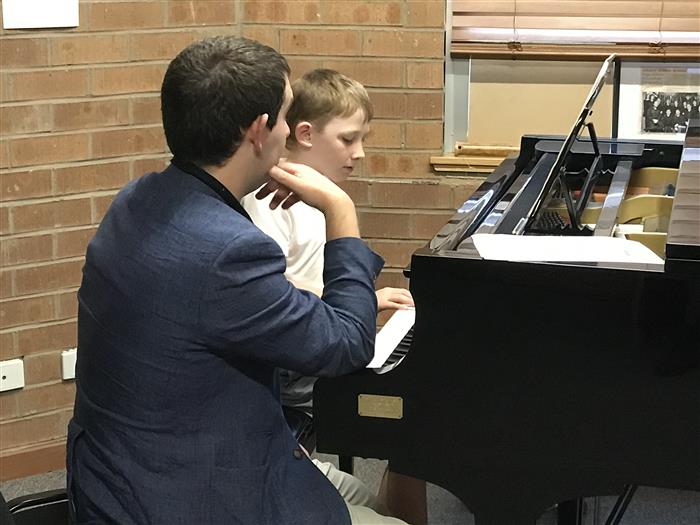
67, 163, 383, 524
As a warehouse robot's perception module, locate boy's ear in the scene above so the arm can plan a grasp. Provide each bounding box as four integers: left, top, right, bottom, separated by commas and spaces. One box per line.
245, 114, 270, 154
294, 121, 313, 148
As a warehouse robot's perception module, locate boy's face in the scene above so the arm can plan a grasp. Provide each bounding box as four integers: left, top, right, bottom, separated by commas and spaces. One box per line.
308, 109, 370, 183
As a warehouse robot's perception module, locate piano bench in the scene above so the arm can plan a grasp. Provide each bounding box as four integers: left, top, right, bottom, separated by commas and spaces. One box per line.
338, 455, 354, 474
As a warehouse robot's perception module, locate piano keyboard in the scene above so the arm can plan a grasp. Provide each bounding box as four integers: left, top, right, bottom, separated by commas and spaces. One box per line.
378, 326, 413, 372
367, 308, 415, 373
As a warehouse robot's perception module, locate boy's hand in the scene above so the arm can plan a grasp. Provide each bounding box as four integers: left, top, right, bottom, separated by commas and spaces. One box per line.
376, 287, 414, 312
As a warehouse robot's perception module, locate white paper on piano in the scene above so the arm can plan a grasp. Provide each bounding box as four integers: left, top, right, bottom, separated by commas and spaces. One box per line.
471, 234, 664, 264
367, 307, 415, 369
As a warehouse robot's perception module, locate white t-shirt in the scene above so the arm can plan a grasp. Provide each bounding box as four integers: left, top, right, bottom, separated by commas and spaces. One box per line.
241, 191, 326, 294
241, 190, 327, 411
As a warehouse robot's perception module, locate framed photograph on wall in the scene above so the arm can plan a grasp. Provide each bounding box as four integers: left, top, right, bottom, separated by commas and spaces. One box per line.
617, 61, 700, 141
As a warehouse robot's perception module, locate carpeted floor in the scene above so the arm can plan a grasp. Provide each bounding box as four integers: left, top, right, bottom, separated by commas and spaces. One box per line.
2, 453, 698, 524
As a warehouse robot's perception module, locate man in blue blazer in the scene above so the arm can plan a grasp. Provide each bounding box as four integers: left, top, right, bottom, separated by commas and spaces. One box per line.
67, 36, 407, 524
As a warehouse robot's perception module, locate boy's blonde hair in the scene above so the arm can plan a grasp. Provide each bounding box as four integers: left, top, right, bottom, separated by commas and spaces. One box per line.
286, 69, 373, 148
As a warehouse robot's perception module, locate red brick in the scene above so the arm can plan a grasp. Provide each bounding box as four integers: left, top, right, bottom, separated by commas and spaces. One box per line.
168, 1, 236, 26
0, 295, 56, 330
322, 59, 403, 88
0, 332, 16, 361
366, 121, 402, 149
50, 35, 130, 65
363, 30, 443, 58
9, 134, 91, 168
54, 161, 130, 194
0, 408, 72, 449
376, 269, 408, 290
16, 382, 76, 416
358, 210, 412, 238
370, 181, 454, 208
407, 61, 443, 89
55, 228, 95, 259
11, 198, 92, 234
285, 57, 325, 82
406, 92, 443, 119
407, 1, 446, 28
0, 270, 12, 299
131, 157, 170, 179
405, 121, 443, 149
1, 170, 52, 201
0, 38, 48, 68
53, 99, 130, 132
16, 321, 76, 358
0, 105, 52, 135
244, 1, 321, 23
56, 291, 78, 320
130, 31, 198, 61
0, 394, 18, 421
319, 2, 402, 25
14, 260, 84, 296
338, 179, 370, 206
0, 234, 53, 266
0, 140, 9, 169
131, 96, 162, 125
365, 152, 434, 178
281, 29, 361, 56
8, 69, 89, 102
93, 194, 117, 223
92, 126, 166, 158
92, 64, 166, 96
241, 26, 280, 49
369, 91, 406, 119
368, 240, 424, 268
22, 353, 63, 386
0, 207, 10, 235
88, 2, 165, 31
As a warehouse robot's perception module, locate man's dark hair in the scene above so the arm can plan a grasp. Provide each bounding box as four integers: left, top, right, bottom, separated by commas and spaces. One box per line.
161, 36, 290, 167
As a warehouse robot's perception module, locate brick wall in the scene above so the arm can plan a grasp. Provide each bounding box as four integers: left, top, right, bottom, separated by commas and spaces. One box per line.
0, 0, 479, 480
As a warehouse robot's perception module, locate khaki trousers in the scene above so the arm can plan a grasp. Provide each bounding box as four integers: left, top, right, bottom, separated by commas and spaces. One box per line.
312, 459, 409, 525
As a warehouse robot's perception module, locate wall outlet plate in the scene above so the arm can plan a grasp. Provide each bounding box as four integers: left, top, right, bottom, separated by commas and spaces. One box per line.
0, 358, 25, 392
62, 348, 77, 380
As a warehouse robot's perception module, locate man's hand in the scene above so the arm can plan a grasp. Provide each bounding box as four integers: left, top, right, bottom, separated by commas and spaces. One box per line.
259, 162, 359, 240
376, 287, 414, 312
257, 162, 350, 214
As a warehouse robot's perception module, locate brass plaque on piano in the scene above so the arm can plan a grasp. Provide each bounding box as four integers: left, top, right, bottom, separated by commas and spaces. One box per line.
357, 394, 403, 420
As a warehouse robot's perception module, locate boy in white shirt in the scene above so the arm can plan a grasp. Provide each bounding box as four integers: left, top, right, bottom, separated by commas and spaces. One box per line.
242, 69, 427, 525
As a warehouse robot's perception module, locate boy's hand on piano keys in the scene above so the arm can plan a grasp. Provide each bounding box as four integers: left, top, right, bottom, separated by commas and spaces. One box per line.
376, 287, 414, 312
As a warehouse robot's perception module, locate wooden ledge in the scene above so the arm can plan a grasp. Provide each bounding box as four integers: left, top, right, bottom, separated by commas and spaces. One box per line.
432, 144, 518, 174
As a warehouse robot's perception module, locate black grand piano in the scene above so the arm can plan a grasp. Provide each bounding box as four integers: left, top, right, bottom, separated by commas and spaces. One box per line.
313, 56, 700, 524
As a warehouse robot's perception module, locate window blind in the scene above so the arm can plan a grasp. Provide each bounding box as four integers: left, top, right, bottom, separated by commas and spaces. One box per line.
450, 0, 700, 59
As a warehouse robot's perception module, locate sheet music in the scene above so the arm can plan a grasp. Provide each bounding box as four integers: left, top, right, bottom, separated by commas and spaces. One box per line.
472, 234, 664, 264
367, 308, 415, 369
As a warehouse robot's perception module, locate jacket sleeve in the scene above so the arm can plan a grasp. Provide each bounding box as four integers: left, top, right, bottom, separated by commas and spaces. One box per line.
200, 231, 384, 377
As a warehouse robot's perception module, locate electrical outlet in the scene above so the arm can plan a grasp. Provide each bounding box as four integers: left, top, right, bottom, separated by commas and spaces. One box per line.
0, 359, 25, 392
62, 348, 77, 380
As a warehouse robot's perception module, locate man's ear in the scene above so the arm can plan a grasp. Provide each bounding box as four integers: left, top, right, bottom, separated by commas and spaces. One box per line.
294, 121, 313, 148
246, 114, 270, 154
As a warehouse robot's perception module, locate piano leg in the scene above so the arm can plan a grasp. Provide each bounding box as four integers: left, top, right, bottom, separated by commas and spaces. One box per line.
604, 485, 637, 525
339, 455, 354, 474
557, 499, 584, 525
